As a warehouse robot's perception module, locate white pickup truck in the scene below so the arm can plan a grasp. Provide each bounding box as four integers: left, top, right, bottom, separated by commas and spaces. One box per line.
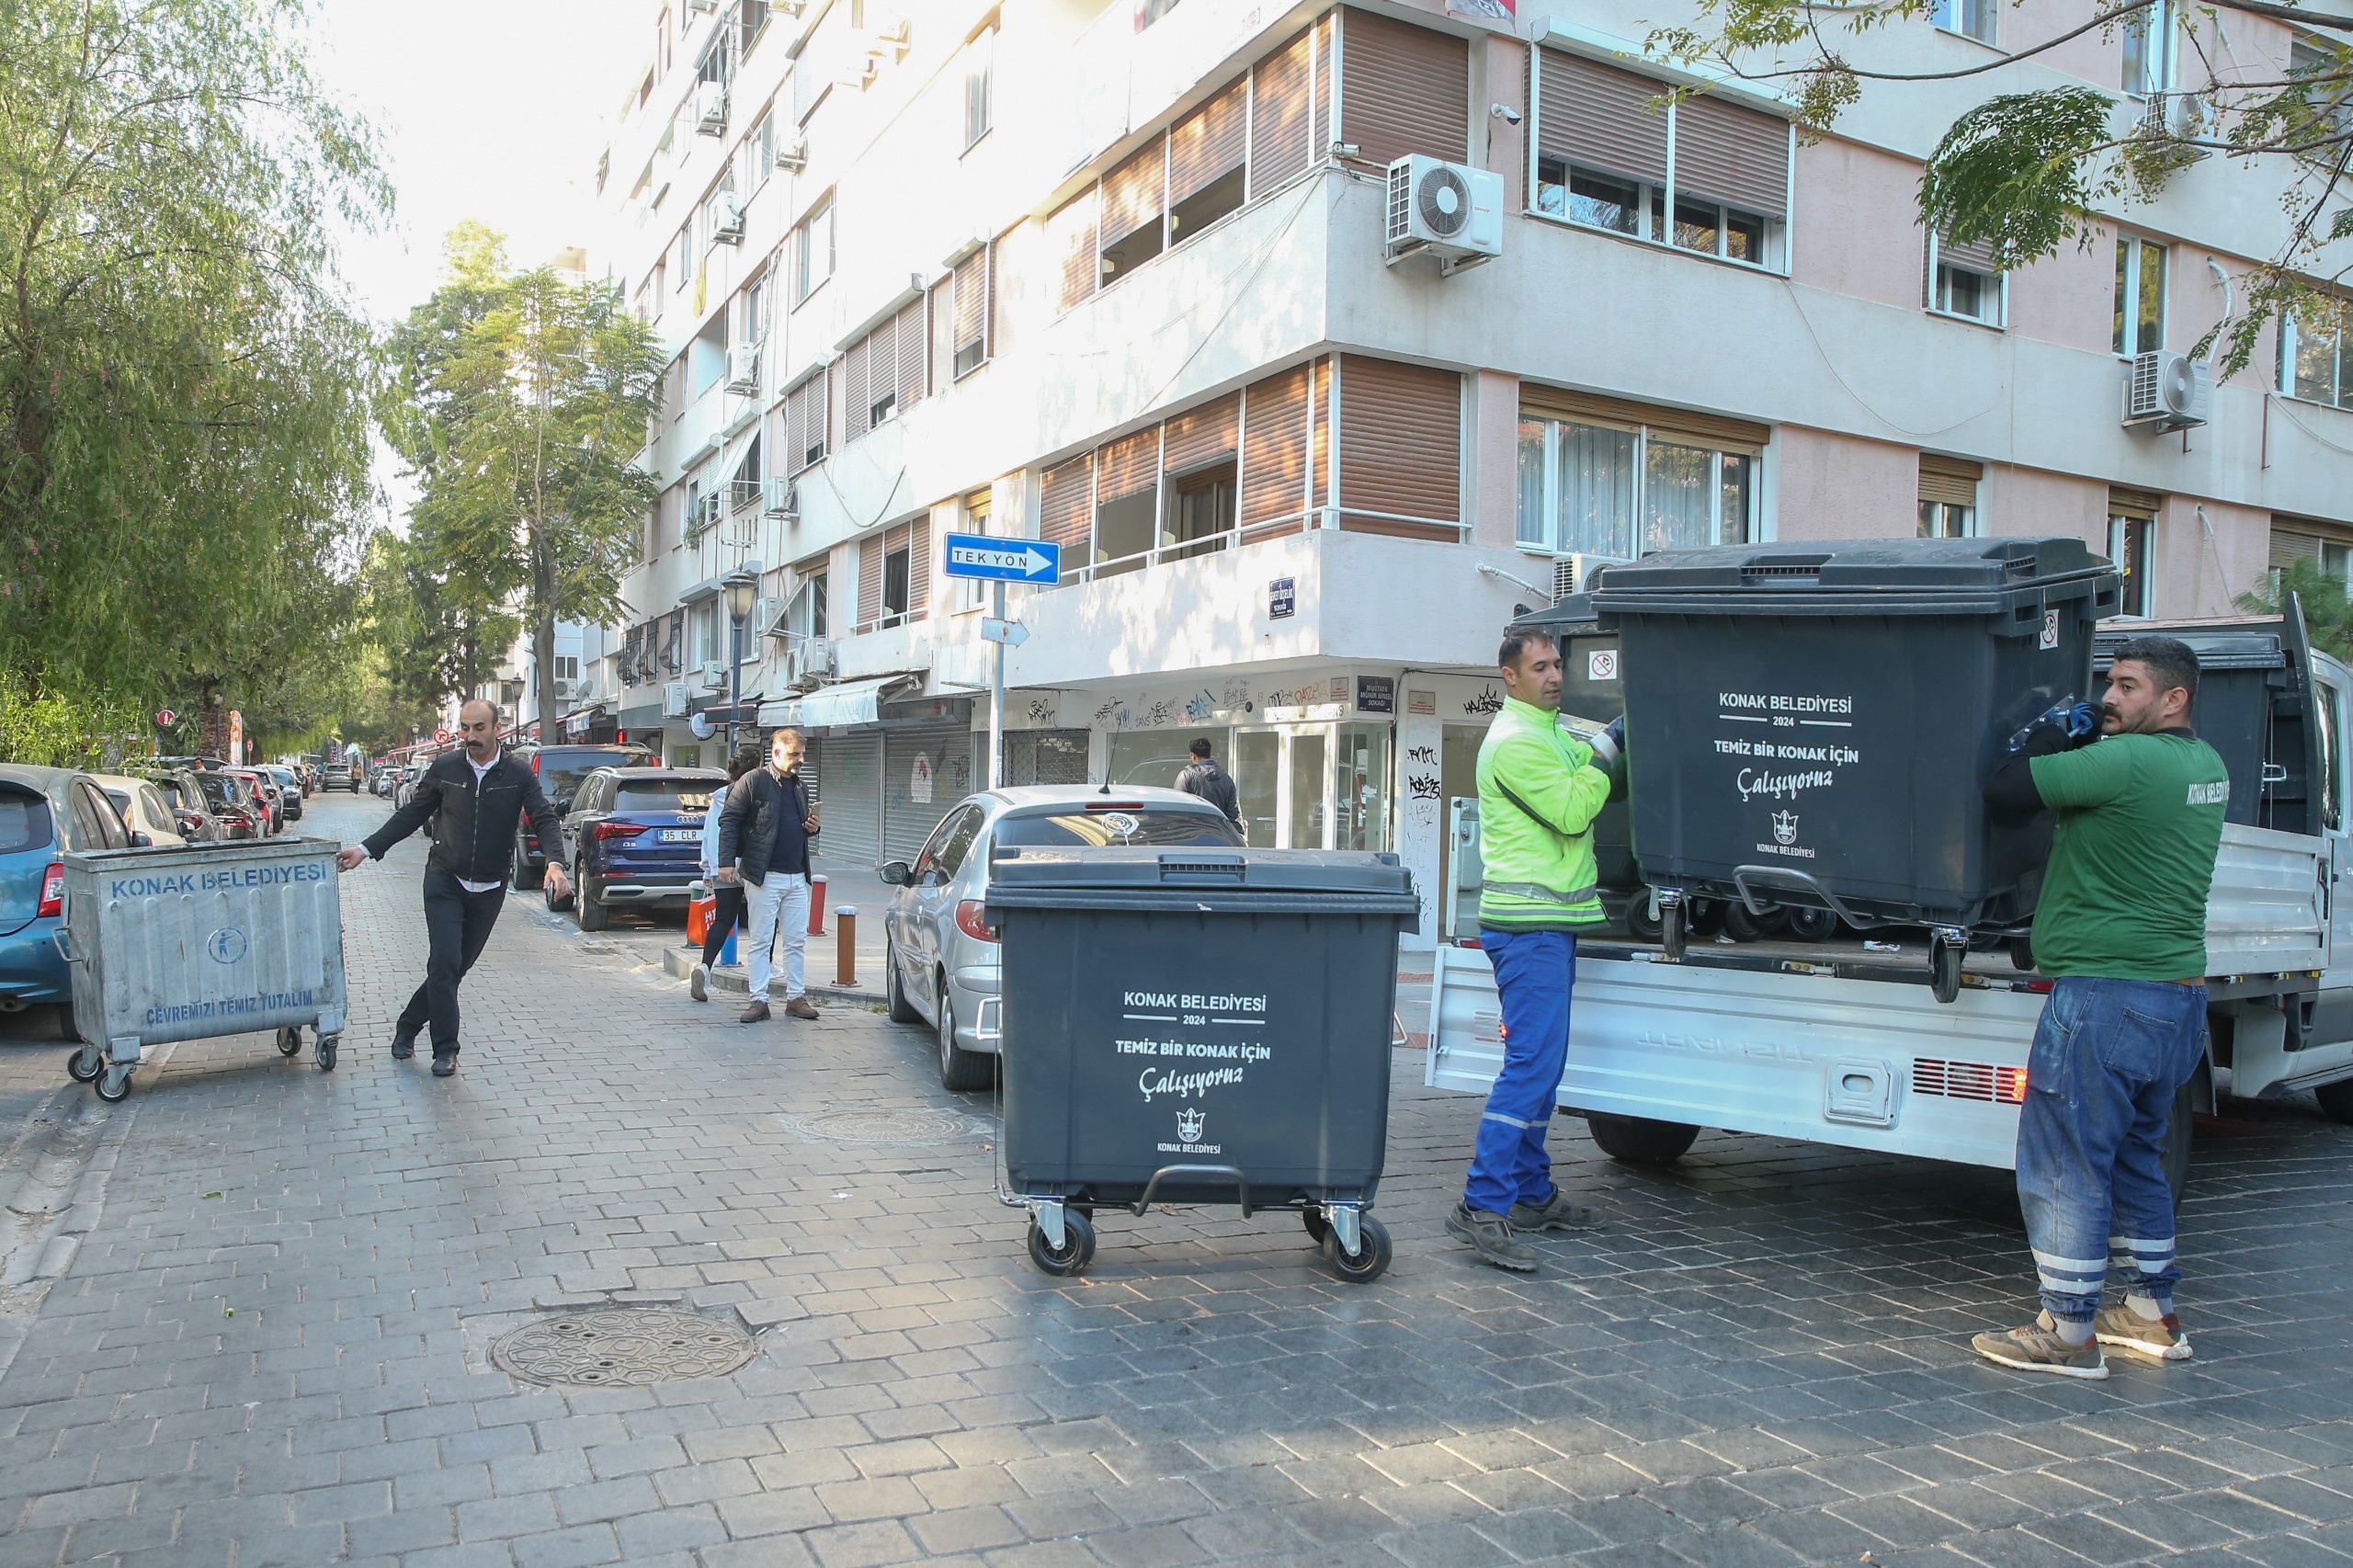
1427, 612, 2353, 1190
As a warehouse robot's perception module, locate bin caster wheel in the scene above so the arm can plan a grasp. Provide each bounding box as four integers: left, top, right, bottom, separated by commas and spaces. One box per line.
95, 1063, 132, 1103
1323, 1216, 1392, 1283
1930, 941, 1963, 1004
276, 1026, 303, 1057
1720, 902, 1788, 943
1659, 899, 1688, 962
67, 1044, 102, 1083
1302, 1208, 1332, 1245
315, 1035, 338, 1073
1786, 906, 1840, 942
1027, 1210, 1095, 1277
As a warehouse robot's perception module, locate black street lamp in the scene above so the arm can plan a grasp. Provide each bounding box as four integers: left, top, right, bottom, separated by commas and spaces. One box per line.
722, 569, 758, 757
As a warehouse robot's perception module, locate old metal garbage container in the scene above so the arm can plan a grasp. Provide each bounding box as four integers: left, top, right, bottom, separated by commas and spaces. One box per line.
1591, 537, 2118, 996
985, 846, 1419, 1281
62, 837, 347, 1099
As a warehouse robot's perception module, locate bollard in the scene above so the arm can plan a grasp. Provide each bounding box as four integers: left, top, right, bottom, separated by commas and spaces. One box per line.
807, 872, 827, 935
835, 905, 858, 987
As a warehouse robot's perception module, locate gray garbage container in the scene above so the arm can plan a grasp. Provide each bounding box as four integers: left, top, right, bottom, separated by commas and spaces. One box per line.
61, 837, 347, 1099
985, 846, 1419, 1280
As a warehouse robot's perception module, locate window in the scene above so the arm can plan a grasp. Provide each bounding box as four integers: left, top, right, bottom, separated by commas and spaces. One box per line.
749, 112, 776, 188
949, 244, 992, 378
739, 0, 771, 52
2272, 517, 2353, 583
689, 599, 720, 666
843, 297, 926, 442
784, 372, 828, 472
954, 488, 993, 611
1931, 0, 1996, 44
2113, 236, 2166, 357
1165, 464, 1236, 561
1099, 144, 1165, 285
1168, 79, 1248, 244
856, 518, 928, 631
2291, 37, 2353, 156
795, 198, 834, 301
1927, 233, 2005, 326
2109, 489, 2161, 617
1530, 51, 1790, 272
963, 27, 994, 149
1516, 402, 1760, 559
741, 272, 767, 347
1917, 454, 1982, 538
673, 226, 692, 290
2280, 296, 2353, 408
882, 549, 912, 624
2122, 0, 2175, 95
555, 655, 581, 682
1136, 0, 1184, 28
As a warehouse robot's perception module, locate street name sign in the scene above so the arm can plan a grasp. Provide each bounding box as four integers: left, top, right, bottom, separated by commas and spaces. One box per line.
943, 533, 1060, 585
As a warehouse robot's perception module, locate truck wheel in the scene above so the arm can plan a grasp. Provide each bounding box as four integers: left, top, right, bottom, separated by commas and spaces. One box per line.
2006, 935, 2037, 971
1027, 1210, 1096, 1276
1324, 1216, 1392, 1283
2162, 1079, 2194, 1207
1585, 1111, 1699, 1165
1786, 906, 1840, 942
2317, 1078, 2353, 1126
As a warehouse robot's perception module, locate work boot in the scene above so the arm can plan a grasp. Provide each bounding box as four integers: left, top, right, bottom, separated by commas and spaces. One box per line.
1507, 1188, 1597, 1232
390, 1028, 415, 1061
783, 996, 819, 1020
689, 964, 710, 1002
1970, 1312, 2108, 1380
2095, 1301, 2193, 1361
739, 1000, 771, 1023
430, 1051, 457, 1077
1446, 1203, 1538, 1272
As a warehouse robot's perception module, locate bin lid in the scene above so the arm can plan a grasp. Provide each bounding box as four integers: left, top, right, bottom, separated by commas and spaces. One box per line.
1508, 591, 1603, 639
1591, 537, 2113, 617
985, 846, 1418, 913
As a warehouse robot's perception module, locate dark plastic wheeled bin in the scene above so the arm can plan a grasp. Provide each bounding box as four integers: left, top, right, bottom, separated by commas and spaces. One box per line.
1590, 538, 2119, 998
985, 846, 1419, 1280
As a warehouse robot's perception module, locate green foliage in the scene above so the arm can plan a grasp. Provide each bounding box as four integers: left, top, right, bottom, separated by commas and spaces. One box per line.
0, 669, 133, 767
2239, 562, 2353, 665
1921, 88, 2118, 274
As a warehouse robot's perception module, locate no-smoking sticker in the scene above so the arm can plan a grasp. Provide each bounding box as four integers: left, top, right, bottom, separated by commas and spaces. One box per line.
2039, 609, 2059, 651
1588, 650, 1620, 681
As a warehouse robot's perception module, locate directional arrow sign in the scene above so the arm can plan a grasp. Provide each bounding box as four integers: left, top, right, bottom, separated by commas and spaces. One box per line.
981, 618, 1029, 647
941, 532, 1060, 585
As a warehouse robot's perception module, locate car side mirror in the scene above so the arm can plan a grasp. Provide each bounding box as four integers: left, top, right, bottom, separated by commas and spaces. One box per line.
129, 832, 153, 848
879, 859, 914, 886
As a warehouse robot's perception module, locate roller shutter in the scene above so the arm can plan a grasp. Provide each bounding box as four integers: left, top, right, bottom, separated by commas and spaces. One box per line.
951, 245, 989, 373
1336, 357, 1461, 539
1250, 27, 1315, 193
1241, 363, 1311, 539
1337, 9, 1470, 167
1097, 429, 1159, 503
1170, 78, 1248, 203
858, 533, 883, 628
1537, 50, 1667, 186
1163, 393, 1239, 473
1518, 384, 1769, 451
1049, 187, 1097, 312
819, 733, 882, 867
845, 324, 878, 439
1040, 455, 1095, 559
1917, 454, 1983, 507
881, 722, 974, 865
895, 298, 926, 413
1674, 93, 1790, 218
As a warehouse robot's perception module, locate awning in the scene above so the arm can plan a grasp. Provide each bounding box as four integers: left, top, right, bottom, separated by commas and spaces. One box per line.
759, 675, 918, 730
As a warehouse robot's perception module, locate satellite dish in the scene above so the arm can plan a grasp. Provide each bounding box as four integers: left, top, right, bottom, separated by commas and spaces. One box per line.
688, 711, 714, 740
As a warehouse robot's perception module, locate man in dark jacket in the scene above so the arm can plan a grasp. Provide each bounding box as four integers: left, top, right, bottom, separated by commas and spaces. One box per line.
1175, 738, 1241, 828
715, 726, 822, 1023
335, 700, 566, 1076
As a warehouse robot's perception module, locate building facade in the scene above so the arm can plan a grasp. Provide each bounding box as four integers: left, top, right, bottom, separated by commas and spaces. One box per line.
574, 0, 2353, 945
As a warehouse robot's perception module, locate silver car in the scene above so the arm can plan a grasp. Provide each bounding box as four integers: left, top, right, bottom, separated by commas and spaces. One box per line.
881, 785, 1244, 1090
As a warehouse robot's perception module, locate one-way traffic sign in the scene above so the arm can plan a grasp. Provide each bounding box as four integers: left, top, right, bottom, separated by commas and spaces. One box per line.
942, 533, 1060, 585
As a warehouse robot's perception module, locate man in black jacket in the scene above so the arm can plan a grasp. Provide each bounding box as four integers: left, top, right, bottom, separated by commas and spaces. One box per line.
1175, 738, 1241, 829
335, 700, 567, 1076
714, 726, 822, 1024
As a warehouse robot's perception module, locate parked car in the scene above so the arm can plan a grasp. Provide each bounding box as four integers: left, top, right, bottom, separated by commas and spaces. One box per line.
392, 763, 430, 812
542, 767, 721, 932
507, 743, 655, 888
263, 765, 302, 824
324, 762, 351, 791
370, 765, 393, 798
222, 767, 280, 834
90, 774, 188, 847
880, 786, 1245, 1089
1, 765, 136, 1037
150, 767, 222, 842
196, 772, 262, 840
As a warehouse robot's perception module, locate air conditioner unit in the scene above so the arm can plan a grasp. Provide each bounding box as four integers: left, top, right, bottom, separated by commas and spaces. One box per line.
701, 659, 730, 685
803, 637, 836, 679
687, 0, 719, 12
726, 343, 760, 393
711, 193, 745, 244
2125, 350, 2211, 431
662, 680, 691, 718
553, 676, 579, 701
862, 20, 911, 59
2144, 90, 2211, 144
773, 135, 808, 174
837, 55, 878, 90
1550, 553, 1623, 600
1384, 156, 1503, 275
762, 477, 799, 518
695, 83, 729, 136
752, 597, 787, 637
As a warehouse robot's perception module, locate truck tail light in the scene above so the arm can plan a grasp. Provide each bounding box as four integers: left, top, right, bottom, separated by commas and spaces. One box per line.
37, 863, 64, 919
955, 900, 996, 942
593, 822, 647, 841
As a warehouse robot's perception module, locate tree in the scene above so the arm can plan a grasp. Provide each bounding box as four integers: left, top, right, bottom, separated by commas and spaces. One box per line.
0, 0, 384, 723
2240, 559, 2353, 661
358, 525, 518, 715
384, 227, 664, 741
1648, 0, 2353, 377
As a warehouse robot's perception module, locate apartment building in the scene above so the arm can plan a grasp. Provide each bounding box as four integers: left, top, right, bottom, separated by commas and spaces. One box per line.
574, 0, 2353, 945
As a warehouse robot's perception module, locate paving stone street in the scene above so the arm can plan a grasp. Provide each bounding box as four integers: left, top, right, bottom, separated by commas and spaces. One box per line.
0, 792, 2349, 1568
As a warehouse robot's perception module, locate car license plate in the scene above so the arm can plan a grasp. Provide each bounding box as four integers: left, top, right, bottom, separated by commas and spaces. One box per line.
657, 829, 699, 843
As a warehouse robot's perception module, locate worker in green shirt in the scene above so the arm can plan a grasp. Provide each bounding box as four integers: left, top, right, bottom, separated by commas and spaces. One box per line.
1972, 634, 2228, 1379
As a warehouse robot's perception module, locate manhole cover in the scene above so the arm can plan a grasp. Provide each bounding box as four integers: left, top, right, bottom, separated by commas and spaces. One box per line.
489, 1309, 757, 1386
777, 1108, 983, 1146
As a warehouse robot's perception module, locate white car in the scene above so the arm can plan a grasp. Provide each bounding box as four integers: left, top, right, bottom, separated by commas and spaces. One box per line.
88, 774, 186, 847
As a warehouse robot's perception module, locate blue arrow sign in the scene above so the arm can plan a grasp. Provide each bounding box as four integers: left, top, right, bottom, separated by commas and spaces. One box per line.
942, 533, 1060, 585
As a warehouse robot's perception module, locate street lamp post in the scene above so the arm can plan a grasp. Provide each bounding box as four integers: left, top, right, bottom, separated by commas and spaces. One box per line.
722, 570, 758, 758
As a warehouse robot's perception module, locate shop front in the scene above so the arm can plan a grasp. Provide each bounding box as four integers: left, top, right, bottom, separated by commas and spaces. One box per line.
760, 678, 972, 870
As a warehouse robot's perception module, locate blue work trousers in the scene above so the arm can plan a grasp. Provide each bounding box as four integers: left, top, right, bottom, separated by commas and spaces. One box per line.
2015, 976, 2207, 1323
1463, 928, 1575, 1216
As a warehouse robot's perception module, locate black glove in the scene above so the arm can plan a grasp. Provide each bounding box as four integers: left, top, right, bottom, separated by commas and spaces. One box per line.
1586, 716, 1626, 771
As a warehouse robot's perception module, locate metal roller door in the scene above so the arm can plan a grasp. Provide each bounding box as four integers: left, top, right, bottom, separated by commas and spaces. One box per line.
818, 733, 882, 868
882, 722, 975, 866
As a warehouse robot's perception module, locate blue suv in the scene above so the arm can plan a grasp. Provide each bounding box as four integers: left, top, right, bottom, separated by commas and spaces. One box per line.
544, 767, 722, 932
1, 766, 137, 1037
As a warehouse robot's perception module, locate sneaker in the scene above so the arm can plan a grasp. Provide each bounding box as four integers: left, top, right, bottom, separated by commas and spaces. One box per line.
1446, 1203, 1539, 1272
689, 964, 709, 1002
783, 996, 819, 1019
1507, 1188, 1597, 1232
2096, 1301, 2193, 1361
390, 1031, 415, 1061
430, 1052, 457, 1077
739, 1000, 771, 1023
1971, 1313, 2109, 1380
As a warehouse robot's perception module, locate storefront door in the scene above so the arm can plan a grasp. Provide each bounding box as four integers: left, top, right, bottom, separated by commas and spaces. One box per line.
1230, 724, 1392, 851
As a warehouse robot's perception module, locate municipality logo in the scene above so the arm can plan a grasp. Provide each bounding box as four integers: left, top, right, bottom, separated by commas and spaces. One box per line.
205, 926, 249, 965
1176, 1108, 1205, 1143
1771, 811, 1800, 846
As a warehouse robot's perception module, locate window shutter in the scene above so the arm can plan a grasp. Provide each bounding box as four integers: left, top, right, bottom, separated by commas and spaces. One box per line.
1162, 392, 1239, 473
1241, 364, 1311, 538
1518, 383, 1768, 451
2271, 517, 2347, 567
1169, 77, 1249, 203
826, 358, 844, 452
1537, 50, 1667, 187
1039, 456, 1095, 552
952, 245, 988, 363
1336, 9, 1469, 167
1099, 142, 1165, 249
1313, 13, 1334, 156
1096, 429, 1159, 503
1917, 453, 1983, 507
895, 299, 926, 411
1674, 93, 1790, 219
1935, 230, 1999, 276
844, 333, 871, 439
1336, 356, 1461, 538
1048, 187, 1097, 312
2109, 486, 2162, 520
1312, 356, 1330, 507
928, 278, 951, 394
1250, 28, 1314, 193
858, 534, 883, 627
907, 515, 930, 614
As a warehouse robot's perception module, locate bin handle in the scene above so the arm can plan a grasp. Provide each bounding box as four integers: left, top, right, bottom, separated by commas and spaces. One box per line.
1131, 1164, 1251, 1217
1731, 865, 1886, 930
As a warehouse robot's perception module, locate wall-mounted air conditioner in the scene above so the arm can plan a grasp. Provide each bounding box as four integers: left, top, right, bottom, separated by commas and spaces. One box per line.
752, 597, 786, 638
711, 192, 745, 244
773, 135, 808, 174
552, 677, 579, 701
726, 343, 760, 393
701, 659, 730, 685
763, 477, 798, 518
2124, 350, 2211, 431
686, 0, 719, 12
695, 83, 729, 137
1384, 156, 1503, 275
662, 681, 691, 718
1550, 553, 1622, 600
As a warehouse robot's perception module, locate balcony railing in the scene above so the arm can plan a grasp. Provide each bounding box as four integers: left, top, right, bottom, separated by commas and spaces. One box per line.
1054, 508, 1472, 587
